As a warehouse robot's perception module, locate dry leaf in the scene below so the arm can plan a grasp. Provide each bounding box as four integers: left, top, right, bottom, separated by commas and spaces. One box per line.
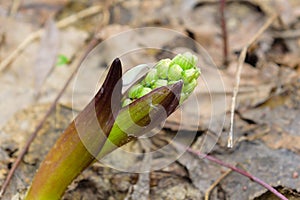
0, 17, 87, 128
261, 128, 300, 153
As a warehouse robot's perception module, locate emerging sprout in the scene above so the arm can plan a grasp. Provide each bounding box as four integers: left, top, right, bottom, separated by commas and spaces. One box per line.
56, 54, 70, 66
25, 52, 201, 200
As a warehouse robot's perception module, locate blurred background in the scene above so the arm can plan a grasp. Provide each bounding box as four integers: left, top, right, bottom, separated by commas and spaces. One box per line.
0, 0, 300, 199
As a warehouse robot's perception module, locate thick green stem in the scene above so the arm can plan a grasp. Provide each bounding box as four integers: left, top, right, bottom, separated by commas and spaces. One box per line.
25, 58, 122, 200
25, 123, 95, 200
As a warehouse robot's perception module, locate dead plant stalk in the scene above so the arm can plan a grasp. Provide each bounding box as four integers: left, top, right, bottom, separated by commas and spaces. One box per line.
186, 147, 288, 200
228, 13, 278, 147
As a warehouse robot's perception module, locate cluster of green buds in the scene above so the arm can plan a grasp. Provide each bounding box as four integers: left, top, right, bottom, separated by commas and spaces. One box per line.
122, 52, 201, 107
24, 53, 200, 200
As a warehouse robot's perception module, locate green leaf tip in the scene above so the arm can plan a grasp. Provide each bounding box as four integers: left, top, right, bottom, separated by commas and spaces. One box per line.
56, 54, 70, 66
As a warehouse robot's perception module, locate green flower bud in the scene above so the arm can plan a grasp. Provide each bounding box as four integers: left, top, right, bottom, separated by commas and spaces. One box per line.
144, 68, 158, 86
168, 64, 183, 81
171, 52, 198, 70
25, 58, 185, 200
137, 87, 152, 98
128, 84, 143, 99
183, 52, 198, 68
180, 79, 198, 103
168, 80, 179, 85
122, 52, 200, 107
182, 68, 201, 84
122, 98, 132, 107
156, 58, 171, 79
152, 79, 168, 89
183, 78, 197, 94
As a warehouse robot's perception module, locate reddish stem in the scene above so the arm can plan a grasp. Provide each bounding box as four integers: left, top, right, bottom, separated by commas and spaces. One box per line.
186, 148, 288, 200
220, 0, 229, 66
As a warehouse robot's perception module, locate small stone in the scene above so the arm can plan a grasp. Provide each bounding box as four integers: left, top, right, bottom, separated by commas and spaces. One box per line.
292, 171, 298, 179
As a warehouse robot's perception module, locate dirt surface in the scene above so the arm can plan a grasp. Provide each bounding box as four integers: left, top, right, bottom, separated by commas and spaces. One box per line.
0, 0, 300, 199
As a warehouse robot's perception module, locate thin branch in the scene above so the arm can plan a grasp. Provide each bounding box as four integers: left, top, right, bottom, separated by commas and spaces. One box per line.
9, 0, 22, 17
205, 169, 232, 200
220, 0, 229, 66
272, 29, 300, 39
0, 37, 100, 198
228, 13, 278, 148
186, 147, 288, 200
0, 5, 103, 73
55, 5, 103, 29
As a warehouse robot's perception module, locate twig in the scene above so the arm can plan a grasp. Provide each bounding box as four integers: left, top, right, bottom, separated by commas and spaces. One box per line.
0, 37, 100, 198
220, 0, 228, 66
55, 5, 103, 29
205, 169, 232, 200
9, 0, 22, 17
272, 29, 300, 39
186, 147, 288, 200
0, 5, 103, 73
228, 13, 278, 148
